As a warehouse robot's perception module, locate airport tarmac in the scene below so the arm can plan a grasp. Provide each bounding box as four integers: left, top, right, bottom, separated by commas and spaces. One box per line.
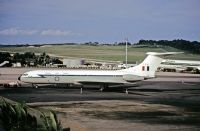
0, 67, 200, 131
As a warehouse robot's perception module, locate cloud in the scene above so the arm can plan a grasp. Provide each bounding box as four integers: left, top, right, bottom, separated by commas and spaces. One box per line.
0, 28, 80, 37
40, 29, 77, 36
0, 27, 38, 36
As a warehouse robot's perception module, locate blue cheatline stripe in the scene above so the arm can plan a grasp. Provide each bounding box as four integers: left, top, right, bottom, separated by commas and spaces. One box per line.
38, 74, 123, 77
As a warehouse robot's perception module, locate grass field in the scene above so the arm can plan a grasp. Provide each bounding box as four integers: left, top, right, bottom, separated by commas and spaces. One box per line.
1, 45, 200, 61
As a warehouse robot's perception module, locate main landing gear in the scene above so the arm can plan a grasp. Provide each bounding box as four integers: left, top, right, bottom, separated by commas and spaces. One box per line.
80, 85, 83, 94
32, 84, 38, 88
125, 88, 129, 94
99, 84, 109, 92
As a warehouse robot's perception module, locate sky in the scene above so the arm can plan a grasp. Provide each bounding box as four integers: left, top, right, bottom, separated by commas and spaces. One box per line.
0, 0, 200, 44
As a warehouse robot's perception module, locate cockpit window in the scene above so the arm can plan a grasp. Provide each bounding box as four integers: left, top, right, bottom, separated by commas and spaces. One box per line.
22, 73, 28, 76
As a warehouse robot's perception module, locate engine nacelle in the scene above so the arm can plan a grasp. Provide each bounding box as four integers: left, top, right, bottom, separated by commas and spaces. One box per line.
123, 74, 144, 82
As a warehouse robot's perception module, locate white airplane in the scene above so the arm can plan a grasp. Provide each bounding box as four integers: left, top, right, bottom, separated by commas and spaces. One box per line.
160, 59, 200, 72
18, 52, 181, 89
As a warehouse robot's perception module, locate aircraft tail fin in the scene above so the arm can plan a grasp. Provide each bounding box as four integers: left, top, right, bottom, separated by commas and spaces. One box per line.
122, 52, 183, 78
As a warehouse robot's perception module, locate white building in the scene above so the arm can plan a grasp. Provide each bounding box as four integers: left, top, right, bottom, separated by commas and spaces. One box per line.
63, 59, 85, 67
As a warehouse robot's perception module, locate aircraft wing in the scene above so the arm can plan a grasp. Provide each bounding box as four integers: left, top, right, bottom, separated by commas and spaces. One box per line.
146, 52, 184, 56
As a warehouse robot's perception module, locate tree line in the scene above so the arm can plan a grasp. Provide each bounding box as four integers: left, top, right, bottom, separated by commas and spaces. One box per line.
0, 52, 62, 67
137, 39, 200, 54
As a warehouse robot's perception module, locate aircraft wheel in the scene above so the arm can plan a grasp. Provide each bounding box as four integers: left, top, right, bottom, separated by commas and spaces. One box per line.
100, 87, 104, 92
100, 84, 109, 91
32, 84, 38, 88
125, 89, 129, 94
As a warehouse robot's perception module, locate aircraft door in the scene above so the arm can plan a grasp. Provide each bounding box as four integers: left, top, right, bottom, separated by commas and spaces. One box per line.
55, 76, 59, 82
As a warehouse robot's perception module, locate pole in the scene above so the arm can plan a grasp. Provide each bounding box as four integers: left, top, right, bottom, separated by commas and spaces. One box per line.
125, 38, 128, 68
